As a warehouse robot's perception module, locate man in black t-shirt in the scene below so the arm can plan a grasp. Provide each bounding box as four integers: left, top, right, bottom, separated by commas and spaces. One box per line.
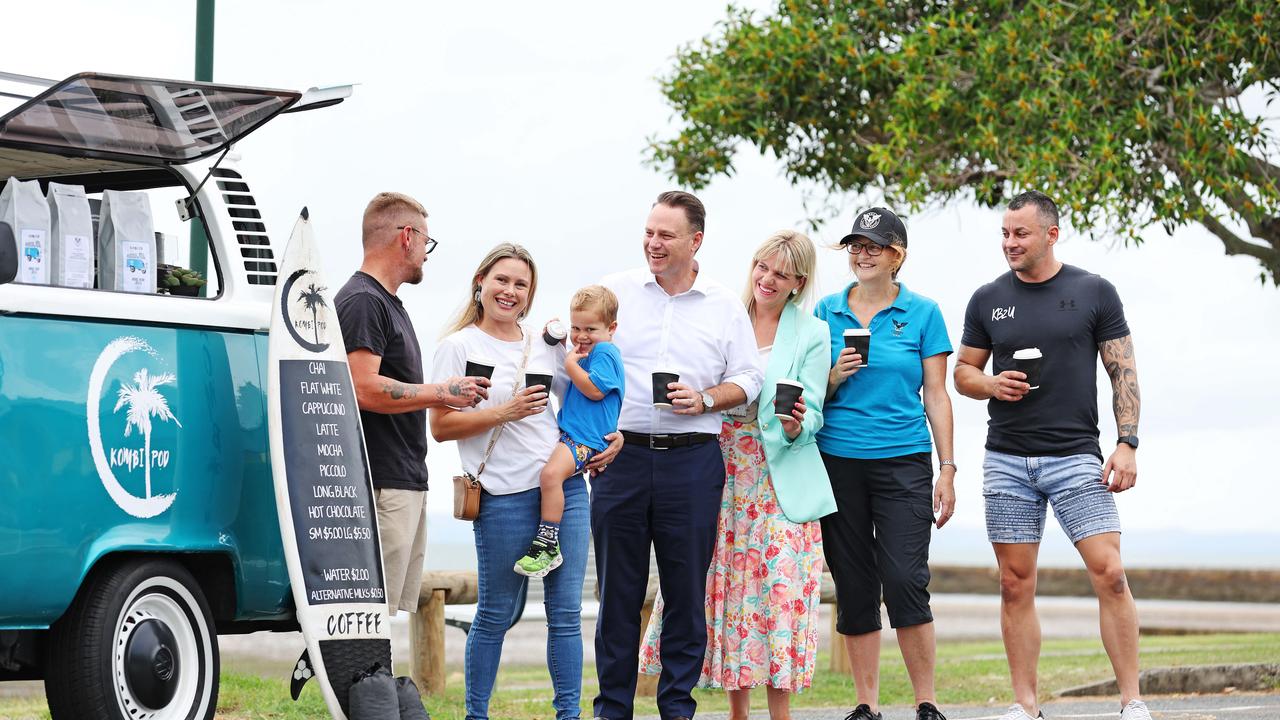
955, 191, 1149, 720
335, 192, 490, 616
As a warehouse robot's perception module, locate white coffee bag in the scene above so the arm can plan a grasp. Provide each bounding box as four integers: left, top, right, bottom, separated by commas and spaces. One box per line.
46, 182, 95, 289
98, 190, 156, 294
0, 177, 52, 285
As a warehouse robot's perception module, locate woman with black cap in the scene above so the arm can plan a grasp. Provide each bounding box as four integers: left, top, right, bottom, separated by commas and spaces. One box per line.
814, 207, 956, 720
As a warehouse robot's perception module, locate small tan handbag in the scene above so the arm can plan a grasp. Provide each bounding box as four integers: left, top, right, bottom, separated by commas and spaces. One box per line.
451, 334, 531, 521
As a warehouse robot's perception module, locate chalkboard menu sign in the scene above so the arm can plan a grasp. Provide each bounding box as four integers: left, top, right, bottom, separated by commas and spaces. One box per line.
279, 358, 385, 605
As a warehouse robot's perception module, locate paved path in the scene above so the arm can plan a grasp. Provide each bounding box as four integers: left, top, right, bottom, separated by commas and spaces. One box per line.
646, 693, 1280, 719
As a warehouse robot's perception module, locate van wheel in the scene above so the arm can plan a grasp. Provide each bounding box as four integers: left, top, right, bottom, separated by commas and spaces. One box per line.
45, 558, 218, 720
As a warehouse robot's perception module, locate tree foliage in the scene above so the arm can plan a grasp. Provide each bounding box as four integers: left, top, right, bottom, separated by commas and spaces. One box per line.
650, 0, 1280, 282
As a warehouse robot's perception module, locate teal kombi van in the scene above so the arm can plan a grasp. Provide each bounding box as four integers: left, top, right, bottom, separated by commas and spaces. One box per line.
0, 71, 346, 719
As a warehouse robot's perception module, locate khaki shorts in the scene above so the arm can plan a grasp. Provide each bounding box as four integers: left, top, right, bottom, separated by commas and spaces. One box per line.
375, 487, 427, 615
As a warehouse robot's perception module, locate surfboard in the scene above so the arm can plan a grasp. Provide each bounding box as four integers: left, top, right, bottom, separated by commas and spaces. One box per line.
267, 208, 392, 719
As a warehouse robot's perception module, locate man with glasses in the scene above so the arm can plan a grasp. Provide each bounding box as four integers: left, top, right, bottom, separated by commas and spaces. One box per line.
336, 191, 490, 617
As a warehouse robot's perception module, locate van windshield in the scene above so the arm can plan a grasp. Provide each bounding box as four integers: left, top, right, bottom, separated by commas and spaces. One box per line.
0, 73, 298, 164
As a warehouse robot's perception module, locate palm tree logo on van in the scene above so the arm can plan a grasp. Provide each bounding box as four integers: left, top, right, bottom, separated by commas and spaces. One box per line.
87, 336, 180, 519
298, 283, 328, 346
114, 368, 182, 500
280, 268, 330, 353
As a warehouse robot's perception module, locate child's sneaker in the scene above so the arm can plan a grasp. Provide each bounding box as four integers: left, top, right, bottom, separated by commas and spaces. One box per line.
514, 540, 563, 577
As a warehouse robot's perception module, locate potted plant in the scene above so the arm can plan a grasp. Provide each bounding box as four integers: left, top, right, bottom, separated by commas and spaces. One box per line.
161, 265, 207, 296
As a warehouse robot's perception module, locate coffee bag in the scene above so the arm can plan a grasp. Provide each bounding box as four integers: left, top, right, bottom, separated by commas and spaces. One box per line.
46, 183, 95, 288
98, 190, 157, 293
0, 177, 51, 285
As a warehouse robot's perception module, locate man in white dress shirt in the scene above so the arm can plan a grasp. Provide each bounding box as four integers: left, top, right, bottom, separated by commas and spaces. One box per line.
593, 191, 764, 720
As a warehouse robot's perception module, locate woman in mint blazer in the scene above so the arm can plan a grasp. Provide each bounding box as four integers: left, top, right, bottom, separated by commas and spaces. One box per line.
640, 230, 836, 720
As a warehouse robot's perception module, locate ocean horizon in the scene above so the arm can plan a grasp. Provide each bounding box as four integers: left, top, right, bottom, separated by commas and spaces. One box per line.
423, 513, 1280, 572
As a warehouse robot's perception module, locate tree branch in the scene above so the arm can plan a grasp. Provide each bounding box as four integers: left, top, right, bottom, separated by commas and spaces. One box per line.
1182, 185, 1280, 280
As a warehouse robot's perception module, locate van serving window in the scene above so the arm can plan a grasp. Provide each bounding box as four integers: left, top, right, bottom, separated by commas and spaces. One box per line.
0, 73, 299, 165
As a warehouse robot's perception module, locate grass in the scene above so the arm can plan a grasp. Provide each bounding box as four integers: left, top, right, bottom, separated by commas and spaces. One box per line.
1, 633, 1276, 719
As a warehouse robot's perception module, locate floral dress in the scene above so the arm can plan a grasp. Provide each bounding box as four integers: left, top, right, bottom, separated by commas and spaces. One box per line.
639, 409, 825, 692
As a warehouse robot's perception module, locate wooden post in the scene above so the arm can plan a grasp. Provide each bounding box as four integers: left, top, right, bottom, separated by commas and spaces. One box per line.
411, 571, 478, 697
412, 589, 447, 696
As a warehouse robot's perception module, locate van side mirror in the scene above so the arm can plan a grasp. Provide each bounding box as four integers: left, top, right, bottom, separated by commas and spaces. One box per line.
0, 222, 17, 285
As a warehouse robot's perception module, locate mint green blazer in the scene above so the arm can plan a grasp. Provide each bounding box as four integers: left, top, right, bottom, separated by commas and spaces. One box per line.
752, 302, 838, 523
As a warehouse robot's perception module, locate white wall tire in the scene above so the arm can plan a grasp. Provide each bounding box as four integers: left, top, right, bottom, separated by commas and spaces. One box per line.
45, 558, 219, 720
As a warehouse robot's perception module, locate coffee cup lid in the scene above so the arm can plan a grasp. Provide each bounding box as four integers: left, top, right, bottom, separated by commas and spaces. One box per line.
1012, 348, 1042, 360
776, 378, 804, 388
526, 366, 553, 375
844, 328, 871, 336
544, 320, 566, 338
467, 355, 496, 366
653, 368, 680, 376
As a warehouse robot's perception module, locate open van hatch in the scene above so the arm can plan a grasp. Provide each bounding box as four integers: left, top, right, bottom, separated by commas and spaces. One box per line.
0, 72, 300, 181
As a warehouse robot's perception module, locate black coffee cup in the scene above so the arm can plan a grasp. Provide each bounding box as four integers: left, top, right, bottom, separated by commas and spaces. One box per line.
543, 319, 566, 346
773, 379, 804, 419
1013, 348, 1042, 390
525, 367, 554, 391
651, 370, 680, 408
843, 328, 870, 367
465, 356, 496, 380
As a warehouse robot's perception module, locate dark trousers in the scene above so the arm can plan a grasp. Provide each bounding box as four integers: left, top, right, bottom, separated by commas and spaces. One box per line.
591, 441, 724, 720
819, 451, 935, 635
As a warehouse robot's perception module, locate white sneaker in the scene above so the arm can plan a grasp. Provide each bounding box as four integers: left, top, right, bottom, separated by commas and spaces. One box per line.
999, 704, 1044, 720
1120, 700, 1152, 720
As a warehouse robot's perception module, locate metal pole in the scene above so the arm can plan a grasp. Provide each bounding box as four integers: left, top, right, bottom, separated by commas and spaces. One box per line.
189, 0, 214, 289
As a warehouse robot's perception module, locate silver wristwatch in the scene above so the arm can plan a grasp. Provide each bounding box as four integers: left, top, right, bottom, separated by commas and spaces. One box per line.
700, 391, 715, 411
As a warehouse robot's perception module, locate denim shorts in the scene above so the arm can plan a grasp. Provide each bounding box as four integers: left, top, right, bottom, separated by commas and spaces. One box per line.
982, 450, 1121, 544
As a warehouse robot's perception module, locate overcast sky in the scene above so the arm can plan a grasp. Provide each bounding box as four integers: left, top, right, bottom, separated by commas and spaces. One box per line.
7, 2, 1280, 547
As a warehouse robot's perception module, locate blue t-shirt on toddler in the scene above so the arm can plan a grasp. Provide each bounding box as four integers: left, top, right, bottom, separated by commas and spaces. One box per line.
557, 341, 625, 451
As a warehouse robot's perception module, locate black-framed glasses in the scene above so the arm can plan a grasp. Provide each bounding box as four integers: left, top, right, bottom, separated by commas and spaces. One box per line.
398, 225, 438, 254
844, 241, 884, 256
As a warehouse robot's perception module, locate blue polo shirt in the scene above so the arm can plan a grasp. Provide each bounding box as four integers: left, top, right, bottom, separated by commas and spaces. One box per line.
558, 342, 625, 451
815, 282, 953, 459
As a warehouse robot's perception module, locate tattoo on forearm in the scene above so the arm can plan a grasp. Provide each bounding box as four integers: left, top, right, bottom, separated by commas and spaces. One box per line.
1100, 336, 1140, 436
381, 381, 420, 401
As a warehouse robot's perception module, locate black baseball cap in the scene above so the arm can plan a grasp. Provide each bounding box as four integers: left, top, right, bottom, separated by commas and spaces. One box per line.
839, 207, 908, 248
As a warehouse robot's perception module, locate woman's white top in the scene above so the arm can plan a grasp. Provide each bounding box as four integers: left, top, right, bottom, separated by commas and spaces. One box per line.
432, 324, 565, 495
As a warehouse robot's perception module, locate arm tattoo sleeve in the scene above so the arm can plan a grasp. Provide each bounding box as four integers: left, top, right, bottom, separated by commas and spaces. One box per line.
381, 381, 420, 401
1100, 335, 1141, 437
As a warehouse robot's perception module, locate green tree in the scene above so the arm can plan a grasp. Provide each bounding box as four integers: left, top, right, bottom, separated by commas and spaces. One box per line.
650, 0, 1280, 282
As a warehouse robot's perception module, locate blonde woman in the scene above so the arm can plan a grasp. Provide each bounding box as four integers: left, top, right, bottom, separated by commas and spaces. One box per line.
429, 243, 620, 720
640, 231, 836, 720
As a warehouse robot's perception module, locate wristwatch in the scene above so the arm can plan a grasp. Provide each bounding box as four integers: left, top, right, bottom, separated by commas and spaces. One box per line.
700, 391, 715, 411
1117, 435, 1139, 449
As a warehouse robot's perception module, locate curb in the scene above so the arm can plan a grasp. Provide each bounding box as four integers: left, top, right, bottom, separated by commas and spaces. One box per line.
1057, 663, 1280, 696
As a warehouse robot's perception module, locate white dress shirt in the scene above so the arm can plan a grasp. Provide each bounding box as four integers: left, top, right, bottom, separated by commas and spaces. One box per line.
603, 266, 764, 436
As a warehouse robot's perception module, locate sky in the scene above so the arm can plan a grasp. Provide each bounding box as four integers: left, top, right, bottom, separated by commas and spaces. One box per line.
5, 2, 1279, 558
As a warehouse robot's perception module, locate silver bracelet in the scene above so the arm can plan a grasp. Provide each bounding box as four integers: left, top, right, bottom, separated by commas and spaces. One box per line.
939, 460, 957, 470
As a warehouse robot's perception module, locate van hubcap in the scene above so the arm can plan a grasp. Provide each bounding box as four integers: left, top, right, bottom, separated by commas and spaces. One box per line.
124, 618, 181, 709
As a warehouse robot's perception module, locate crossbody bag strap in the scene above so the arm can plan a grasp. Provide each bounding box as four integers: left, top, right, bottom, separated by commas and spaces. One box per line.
474, 331, 533, 480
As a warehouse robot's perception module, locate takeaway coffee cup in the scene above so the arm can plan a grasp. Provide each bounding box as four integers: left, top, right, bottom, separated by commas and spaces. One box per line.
464, 355, 496, 381
843, 328, 871, 366
525, 366, 554, 391
651, 369, 680, 408
543, 319, 566, 346
773, 379, 804, 419
1013, 348, 1042, 390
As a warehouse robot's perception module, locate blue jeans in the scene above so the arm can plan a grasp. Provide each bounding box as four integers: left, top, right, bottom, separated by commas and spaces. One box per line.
466, 476, 589, 720
982, 450, 1121, 544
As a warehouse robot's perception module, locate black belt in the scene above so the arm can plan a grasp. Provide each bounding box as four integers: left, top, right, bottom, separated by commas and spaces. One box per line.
621, 430, 717, 451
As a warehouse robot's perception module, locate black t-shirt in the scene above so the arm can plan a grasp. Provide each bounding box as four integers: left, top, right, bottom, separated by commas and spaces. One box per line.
961, 264, 1130, 459
335, 271, 428, 491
